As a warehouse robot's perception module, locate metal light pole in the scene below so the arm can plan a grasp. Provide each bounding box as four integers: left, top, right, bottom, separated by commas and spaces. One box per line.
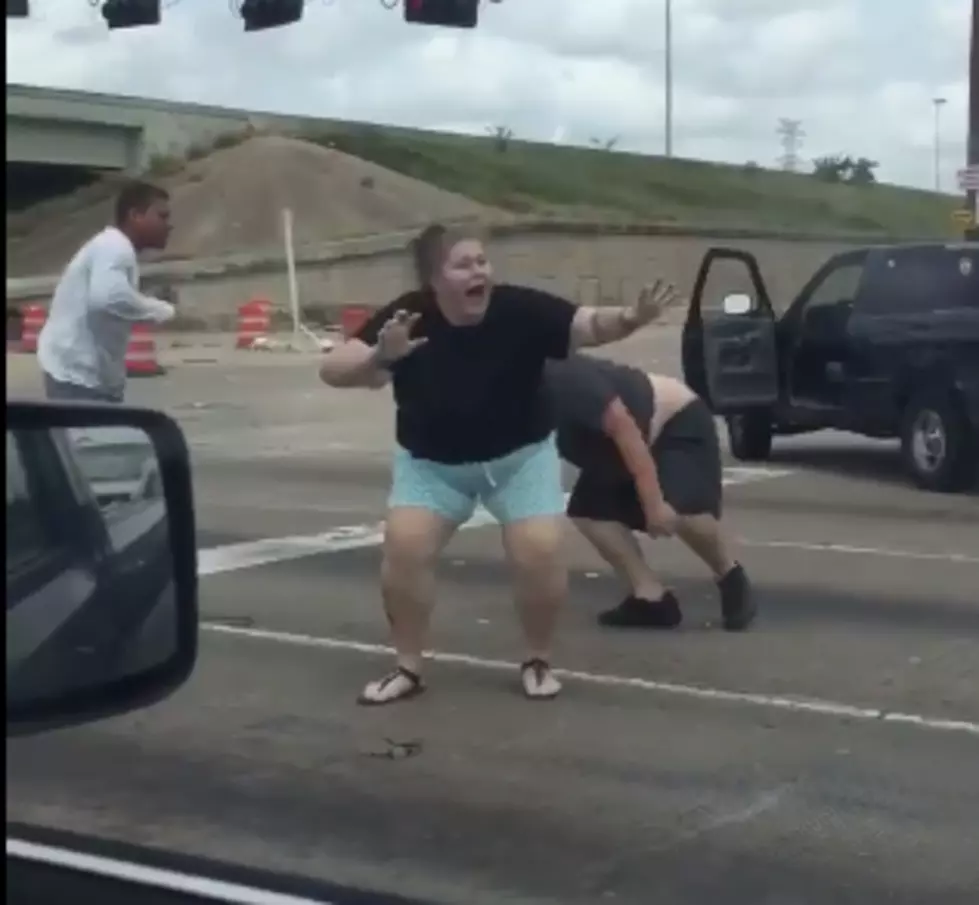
933, 97, 947, 192
664, 0, 673, 157
967, 0, 978, 239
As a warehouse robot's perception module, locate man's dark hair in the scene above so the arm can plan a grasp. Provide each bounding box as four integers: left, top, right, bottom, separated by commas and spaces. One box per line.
114, 180, 169, 227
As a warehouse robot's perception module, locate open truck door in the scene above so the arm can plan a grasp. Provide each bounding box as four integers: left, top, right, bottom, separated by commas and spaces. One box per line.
682, 248, 779, 413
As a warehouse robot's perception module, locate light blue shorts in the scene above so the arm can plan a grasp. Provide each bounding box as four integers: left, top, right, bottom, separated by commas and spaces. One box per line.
389, 434, 565, 525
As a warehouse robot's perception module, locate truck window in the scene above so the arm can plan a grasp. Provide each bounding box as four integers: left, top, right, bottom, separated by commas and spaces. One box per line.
700, 256, 765, 315
862, 248, 978, 315
803, 262, 865, 311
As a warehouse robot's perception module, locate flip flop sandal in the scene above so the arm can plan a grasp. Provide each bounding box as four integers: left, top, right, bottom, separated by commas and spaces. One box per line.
357, 666, 426, 706
520, 658, 562, 701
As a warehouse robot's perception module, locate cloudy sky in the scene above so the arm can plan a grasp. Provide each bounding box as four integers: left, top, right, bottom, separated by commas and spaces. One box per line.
6, 0, 972, 192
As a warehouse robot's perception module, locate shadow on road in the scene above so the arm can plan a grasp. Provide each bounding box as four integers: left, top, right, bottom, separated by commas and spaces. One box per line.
232, 545, 979, 637
767, 441, 978, 496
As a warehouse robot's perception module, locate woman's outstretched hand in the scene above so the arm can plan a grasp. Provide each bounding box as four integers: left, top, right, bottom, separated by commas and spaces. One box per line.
375, 310, 427, 365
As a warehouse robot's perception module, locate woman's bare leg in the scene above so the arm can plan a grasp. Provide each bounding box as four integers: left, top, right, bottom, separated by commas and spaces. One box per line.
359, 506, 456, 704
503, 515, 567, 659
502, 515, 568, 698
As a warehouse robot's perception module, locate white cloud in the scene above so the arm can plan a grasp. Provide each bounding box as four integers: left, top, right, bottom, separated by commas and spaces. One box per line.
5, 0, 973, 192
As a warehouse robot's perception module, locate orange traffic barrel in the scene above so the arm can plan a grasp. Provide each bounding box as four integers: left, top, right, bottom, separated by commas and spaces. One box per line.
126, 324, 164, 377
236, 298, 273, 349
340, 305, 372, 340
19, 303, 47, 353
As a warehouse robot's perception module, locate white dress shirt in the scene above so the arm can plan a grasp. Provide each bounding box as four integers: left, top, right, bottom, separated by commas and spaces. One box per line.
37, 226, 175, 398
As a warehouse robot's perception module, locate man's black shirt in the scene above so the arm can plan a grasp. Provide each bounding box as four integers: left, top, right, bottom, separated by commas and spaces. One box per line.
355, 285, 576, 463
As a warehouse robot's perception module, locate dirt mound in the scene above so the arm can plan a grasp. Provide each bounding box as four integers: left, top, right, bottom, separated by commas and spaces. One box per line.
7, 135, 506, 277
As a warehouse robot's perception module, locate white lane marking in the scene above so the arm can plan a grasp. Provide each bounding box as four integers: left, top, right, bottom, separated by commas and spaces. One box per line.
740, 539, 979, 564
6, 839, 328, 904
197, 467, 791, 577
202, 623, 979, 738
197, 513, 487, 577
723, 466, 793, 484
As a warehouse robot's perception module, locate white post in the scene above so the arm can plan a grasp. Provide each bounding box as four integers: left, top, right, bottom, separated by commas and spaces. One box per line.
664, 0, 673, 158
282, 208, 300, 347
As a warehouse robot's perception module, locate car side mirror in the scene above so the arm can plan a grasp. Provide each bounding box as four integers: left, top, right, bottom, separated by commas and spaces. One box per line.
722, 292, 753, 316
6, 402, 198, 738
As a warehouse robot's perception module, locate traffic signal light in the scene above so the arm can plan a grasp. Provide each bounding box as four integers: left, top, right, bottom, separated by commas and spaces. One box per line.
7, 0, 29, 18
101, 0, 160, 29
241, 0, 304, 32
404, 0, 479, 29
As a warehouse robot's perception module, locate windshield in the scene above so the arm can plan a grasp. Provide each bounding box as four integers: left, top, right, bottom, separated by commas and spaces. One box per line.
6, 3, 979, 904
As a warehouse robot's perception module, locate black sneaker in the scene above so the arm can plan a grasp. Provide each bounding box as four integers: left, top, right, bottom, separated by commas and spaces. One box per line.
719, 564, 756, 631
598, 592, 683, 629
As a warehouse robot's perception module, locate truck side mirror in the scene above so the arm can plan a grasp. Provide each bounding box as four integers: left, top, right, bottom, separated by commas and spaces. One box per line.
6, 402, 198, 738
722, 293, 753, 316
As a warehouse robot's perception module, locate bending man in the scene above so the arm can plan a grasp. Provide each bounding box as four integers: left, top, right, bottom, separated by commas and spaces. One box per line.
319, 224, 680, 704
543, 353, 756, 630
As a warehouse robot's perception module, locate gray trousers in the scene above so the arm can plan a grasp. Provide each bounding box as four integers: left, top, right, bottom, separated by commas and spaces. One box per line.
43, 373, 123, 404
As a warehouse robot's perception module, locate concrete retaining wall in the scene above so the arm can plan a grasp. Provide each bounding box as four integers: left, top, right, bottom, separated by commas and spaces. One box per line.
7, 219, 893, 328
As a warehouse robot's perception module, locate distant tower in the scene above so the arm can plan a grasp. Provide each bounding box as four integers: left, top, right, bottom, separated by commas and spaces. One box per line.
777, 118, 805, 172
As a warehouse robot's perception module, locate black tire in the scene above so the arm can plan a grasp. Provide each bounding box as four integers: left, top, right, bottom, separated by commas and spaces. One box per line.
900, 390, 977, 493
726, 411, 774, 462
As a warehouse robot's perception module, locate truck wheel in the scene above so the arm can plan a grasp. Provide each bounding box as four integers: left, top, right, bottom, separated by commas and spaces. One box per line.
900, 390, 977, 493
726, 412, 773, 462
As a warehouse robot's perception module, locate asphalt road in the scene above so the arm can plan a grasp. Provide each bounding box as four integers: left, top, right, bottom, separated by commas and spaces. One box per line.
7, 330, 979, 904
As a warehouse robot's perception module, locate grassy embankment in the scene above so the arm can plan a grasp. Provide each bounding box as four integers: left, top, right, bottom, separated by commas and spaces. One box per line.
313, 123, 958, 238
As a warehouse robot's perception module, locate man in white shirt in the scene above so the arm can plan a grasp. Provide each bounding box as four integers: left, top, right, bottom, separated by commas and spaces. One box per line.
38, 181, 177, 403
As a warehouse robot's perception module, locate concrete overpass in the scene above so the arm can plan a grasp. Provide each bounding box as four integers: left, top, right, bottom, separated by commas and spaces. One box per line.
5, 84, 340, 172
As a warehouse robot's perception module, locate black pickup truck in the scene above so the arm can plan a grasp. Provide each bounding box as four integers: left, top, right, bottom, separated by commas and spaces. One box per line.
681, 242, 979, 492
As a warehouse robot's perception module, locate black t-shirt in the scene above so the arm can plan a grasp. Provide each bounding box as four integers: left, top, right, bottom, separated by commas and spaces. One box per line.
543, 354, 655, 478
355, 284, 576, 463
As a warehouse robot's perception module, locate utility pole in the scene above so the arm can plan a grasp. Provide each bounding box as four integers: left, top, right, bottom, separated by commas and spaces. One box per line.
664, 0, 673, 158
966, 0, 978, 239
933, 97, 947, 192
777, 118, 805, 172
